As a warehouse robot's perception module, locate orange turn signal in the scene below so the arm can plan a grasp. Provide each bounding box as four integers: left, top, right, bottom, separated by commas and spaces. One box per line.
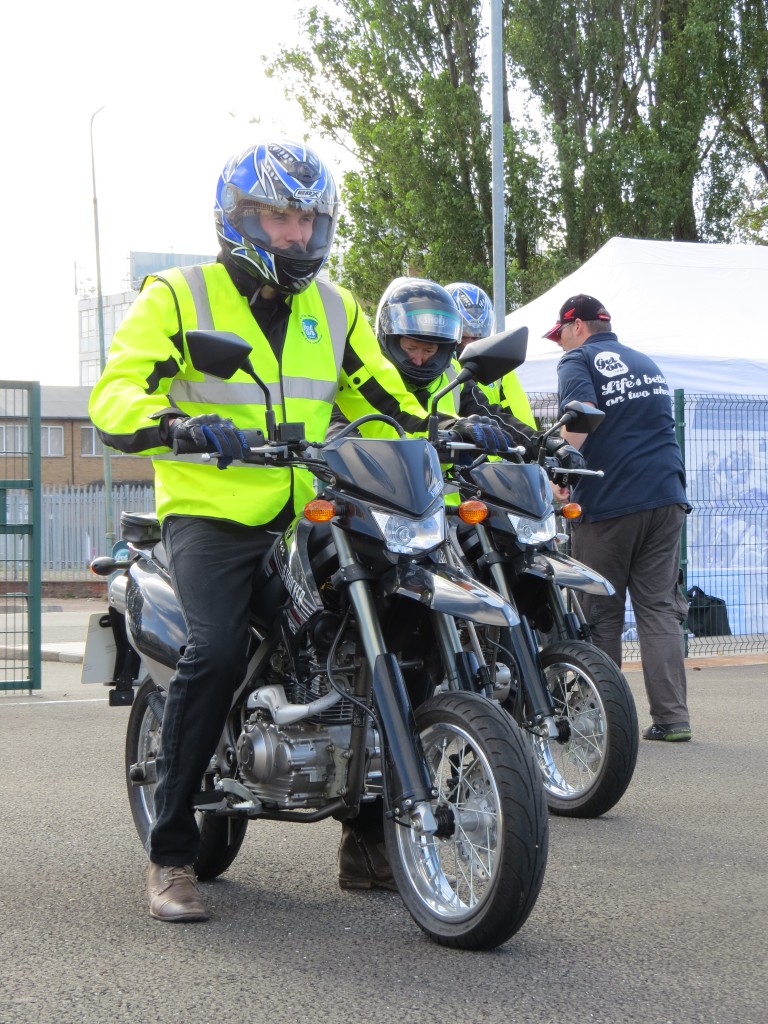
561, 502, 582, 520
304, 499, 336, 522
458, 500, 488, 524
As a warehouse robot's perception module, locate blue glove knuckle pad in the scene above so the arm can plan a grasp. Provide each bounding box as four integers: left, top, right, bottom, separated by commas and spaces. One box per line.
173, 413, 249, 468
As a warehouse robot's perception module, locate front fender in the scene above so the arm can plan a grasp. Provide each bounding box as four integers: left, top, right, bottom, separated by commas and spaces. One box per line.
525, 550, 614, 595
381, 562, 519, 628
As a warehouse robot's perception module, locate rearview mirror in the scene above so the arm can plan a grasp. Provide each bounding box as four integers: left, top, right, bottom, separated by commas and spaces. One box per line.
185, 330, 254, 380
185, 330, 278, 441
458, 326, 528, 385
560, 401, 605, 434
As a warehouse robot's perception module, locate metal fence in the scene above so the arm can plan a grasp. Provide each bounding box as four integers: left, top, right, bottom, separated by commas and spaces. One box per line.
4, 390, 766, 662
1, 483, 155, 579
1, 380, 41, 692
529, 390, 768, 658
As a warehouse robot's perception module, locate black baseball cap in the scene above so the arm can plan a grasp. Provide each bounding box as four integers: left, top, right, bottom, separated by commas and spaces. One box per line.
543, 294, 611, 340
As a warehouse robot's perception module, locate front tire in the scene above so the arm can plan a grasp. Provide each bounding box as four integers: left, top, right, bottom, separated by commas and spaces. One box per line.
529, 641, 639, 818
384, 691, 548, 950
125, 677, 248, 881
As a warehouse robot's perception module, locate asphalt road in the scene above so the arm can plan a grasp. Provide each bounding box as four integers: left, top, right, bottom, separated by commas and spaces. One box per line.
1, 657, 766, 1024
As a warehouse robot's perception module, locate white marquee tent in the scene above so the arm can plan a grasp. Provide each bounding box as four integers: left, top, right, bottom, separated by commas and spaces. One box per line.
505, 237, 768, 396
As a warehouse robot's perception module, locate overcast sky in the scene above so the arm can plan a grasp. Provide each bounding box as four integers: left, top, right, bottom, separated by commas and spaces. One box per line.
1, 0, 348, 385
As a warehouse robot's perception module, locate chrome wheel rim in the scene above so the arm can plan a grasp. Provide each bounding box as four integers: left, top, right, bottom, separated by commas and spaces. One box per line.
531, 661, 607, 799
395, 723, 501, 921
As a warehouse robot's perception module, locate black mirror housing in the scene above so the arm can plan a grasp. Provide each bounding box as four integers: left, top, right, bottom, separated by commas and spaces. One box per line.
185, 330, 254, 380
458, 326, 528, 385
561, 401, 605, 434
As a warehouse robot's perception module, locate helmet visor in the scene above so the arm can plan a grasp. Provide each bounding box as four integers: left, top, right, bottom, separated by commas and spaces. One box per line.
383, 300, 462, 344
224, 189, 336, 262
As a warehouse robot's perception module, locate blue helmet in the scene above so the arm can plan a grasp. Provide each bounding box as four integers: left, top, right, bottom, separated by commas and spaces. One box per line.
215, 141, 339, 294
375, 277, 462, 387
445, 282, 495, 340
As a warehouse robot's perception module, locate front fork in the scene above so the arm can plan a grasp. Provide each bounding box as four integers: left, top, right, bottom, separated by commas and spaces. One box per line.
473, 524, 561, 739
331, 524, 438, 835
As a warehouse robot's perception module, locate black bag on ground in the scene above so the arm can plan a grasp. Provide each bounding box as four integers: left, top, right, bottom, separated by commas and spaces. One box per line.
686, 586, 732, 636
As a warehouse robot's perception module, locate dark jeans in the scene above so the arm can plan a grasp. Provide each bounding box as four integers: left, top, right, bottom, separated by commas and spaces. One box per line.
571, 504, 690, 726
150, 515, 276, 866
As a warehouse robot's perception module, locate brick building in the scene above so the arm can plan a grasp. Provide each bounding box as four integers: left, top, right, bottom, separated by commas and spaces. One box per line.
0, 385, 154, 487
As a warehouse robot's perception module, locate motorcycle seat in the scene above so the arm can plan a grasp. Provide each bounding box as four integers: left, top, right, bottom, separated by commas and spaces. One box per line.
151, 542, 169, 568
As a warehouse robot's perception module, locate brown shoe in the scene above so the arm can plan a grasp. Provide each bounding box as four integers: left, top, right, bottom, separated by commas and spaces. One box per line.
338, 825, 397, 892
147, 862, 209, 922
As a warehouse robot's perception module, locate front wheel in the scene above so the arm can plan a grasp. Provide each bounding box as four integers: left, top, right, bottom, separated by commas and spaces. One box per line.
528, 641, 639, 818
384, 691, 548, 950
125, 677, 248, 881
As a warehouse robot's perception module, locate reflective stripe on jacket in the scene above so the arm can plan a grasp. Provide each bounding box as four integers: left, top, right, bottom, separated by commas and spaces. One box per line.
88, 263, 429, 525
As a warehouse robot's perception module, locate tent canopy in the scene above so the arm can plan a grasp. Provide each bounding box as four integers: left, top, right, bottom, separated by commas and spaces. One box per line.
505, 238, 768, 395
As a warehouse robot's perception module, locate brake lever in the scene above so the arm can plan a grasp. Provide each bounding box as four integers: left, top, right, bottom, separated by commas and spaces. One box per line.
549, 467, 605, 477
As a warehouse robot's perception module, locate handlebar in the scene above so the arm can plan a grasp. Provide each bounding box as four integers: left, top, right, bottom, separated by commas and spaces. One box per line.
185, 424, 607, 482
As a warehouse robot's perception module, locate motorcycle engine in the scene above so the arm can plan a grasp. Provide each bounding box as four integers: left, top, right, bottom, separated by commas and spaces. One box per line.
235, 718, 355, 808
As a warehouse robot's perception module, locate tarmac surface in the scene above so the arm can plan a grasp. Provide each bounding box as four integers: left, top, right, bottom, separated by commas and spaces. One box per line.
0, 601, 766, 1024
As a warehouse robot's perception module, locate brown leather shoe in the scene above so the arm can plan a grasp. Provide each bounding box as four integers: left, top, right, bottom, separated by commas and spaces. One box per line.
147, 862, 209, 922
338, 825, 397, 892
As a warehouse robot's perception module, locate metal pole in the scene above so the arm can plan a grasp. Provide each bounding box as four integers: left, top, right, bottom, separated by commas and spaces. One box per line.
90, 106, 115, 550
490, 0, 506, 332
674, 387, 688, 656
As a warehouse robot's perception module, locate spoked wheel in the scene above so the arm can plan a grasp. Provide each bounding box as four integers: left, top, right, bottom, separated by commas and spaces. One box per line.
384, 691, 548, 950
125, 677, 248, 881
530, 641, 639, 818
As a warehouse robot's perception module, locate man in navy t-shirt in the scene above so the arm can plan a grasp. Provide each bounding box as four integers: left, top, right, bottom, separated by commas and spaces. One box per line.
545, 294, 692, 742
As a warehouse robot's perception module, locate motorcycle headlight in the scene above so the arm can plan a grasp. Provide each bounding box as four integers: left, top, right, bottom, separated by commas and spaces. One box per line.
371, 507, 446, 555
506, 511, 557, 546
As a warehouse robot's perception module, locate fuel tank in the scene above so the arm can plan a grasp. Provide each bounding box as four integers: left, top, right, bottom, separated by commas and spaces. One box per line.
125, 560, 187, 670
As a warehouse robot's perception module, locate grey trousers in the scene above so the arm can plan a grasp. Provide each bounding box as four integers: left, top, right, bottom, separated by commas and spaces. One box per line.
571, 503, 690, 726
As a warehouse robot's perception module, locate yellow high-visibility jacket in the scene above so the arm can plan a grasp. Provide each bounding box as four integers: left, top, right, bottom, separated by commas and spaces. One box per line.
89, 263, 431, 525
476, 372, 536, 428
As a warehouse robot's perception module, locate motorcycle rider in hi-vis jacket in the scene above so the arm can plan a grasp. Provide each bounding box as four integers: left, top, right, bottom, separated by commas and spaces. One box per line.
89, 141, 516, 922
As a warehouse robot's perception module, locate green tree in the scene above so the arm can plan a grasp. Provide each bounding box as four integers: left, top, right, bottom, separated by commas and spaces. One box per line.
269, 0, 765, 313
707, 0, 768, 242
506, 0, 731, 259
269, 1, 555, 309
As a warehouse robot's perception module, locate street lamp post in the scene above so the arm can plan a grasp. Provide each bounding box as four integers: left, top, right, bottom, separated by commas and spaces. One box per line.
490, 0, 506, 333
90, 105, 115, 551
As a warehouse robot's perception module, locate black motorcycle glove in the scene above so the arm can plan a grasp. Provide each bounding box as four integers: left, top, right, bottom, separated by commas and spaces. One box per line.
542, 436, 586, 483
451, 415, 514, 454
168, 414, 250, 470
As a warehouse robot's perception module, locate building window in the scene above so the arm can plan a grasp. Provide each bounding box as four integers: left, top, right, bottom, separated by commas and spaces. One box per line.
81, 425, 104, 457
80, 360, 101, 386
114, 301, 131, 329
42, 425, 64, 457
80, 333, 99, 355
0, 423, 27, 454
81, 307, 97, 339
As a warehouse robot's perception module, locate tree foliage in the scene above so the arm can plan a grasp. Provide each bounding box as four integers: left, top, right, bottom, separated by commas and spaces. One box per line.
506, 0, 734, 256
268, 0, 766, 311
270, 1, 554, 308
708, 0, 768, 242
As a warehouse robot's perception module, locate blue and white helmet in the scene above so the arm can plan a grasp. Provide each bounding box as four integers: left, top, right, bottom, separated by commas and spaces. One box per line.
445, 282, 494, 340
215, 141, 339, 294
